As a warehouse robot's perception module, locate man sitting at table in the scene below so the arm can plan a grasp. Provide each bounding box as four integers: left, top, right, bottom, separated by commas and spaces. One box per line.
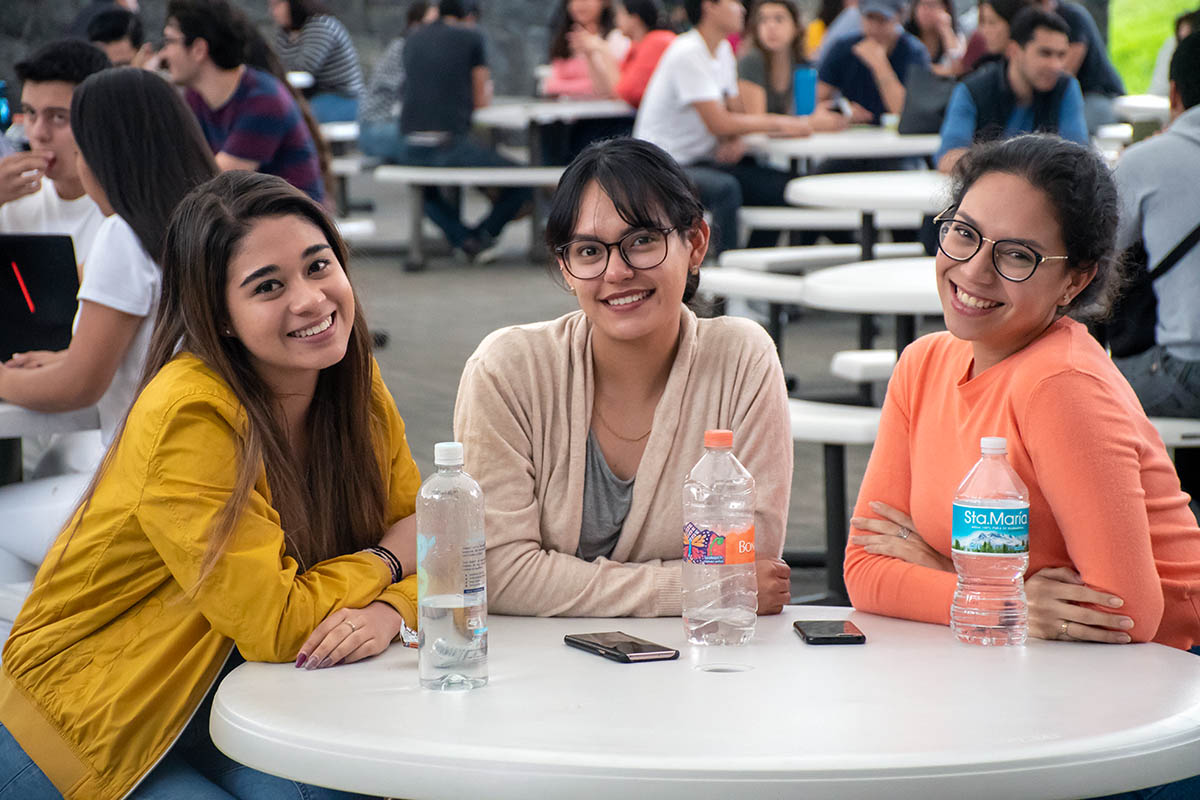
162, 0, 325, 204
87, 7, 153, 68
817, 0, 929, 125
390, 0, 531, 262
1038, 0, 1124, 134
634, 0, 845, 254
935, 7, 1086, 173
1112, 32, 1200, 513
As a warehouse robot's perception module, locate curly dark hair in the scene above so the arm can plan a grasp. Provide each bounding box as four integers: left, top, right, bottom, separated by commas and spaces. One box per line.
948, 134, 1123, 321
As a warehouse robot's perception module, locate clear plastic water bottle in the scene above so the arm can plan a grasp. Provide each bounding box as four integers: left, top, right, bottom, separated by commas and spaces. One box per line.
950, 436, 1030, 646
682, 429, 757, 646
416, 442, 487, 690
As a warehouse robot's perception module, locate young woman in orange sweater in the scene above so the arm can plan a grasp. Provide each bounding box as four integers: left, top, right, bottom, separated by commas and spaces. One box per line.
844, 135, 1200, 653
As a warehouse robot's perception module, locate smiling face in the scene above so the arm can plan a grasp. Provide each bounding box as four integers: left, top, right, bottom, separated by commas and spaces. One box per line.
560, 181, 706, 347
224, 214, 355, 396
162, 21, 204, 86
20, 81, 81, 187
936, 171, 1095, 374
755, 2, 798, 54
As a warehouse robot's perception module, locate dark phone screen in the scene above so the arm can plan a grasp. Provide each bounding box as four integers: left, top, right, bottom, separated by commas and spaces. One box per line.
568, 632, 673, 655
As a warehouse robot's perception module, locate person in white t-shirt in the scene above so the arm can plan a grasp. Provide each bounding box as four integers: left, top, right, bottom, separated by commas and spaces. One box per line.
0, 67, 218, 596
0, 40, 109, 273
633, 0, 846, 253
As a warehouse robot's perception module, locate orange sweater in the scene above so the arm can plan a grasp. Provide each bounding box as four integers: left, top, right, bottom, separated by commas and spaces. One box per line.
845, 318, 1200, 649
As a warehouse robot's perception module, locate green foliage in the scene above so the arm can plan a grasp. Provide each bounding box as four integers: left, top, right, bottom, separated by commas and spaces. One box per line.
1110, 0, 1198, 94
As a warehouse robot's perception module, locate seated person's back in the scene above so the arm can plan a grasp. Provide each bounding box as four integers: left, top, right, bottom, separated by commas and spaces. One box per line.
401, 16, 483, 136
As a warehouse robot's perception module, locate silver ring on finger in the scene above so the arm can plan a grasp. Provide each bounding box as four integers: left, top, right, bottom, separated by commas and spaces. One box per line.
342, 619, 360, 633
896, 526, 911, 540
1058, 620, 1071, 640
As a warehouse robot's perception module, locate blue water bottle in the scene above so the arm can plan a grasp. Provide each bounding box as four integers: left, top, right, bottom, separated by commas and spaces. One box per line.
0, 81, 11, 133
793, 66, 817, 116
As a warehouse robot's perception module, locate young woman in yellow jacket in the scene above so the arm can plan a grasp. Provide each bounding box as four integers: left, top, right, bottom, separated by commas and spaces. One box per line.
0, 171, 418, 800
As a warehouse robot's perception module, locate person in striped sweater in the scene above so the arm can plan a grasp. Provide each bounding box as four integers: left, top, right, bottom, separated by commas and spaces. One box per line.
270, 0, 365, 123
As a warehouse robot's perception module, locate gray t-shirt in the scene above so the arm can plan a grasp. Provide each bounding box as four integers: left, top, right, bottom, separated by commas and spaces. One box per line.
577, 429, 635, 562
738, 49, 792, 115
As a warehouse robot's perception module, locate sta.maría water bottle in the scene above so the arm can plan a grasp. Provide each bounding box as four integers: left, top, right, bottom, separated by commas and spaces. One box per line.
416, 442, 488, 689
682, 429, 757, 646
950, 436, 1030, 646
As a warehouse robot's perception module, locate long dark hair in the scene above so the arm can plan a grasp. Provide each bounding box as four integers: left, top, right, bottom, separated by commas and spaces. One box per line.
281, 0, 330, 31
948, 135, 1122, 320
148, 172, 387, 580
904, 0, 959, 60
621, 0, 665, 31
546, 138, 705, 303
70, 67, 218, 261
550, 0, 615, 61
745, 0, 808, 83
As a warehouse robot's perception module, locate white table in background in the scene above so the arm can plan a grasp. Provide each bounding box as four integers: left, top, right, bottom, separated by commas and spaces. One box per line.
802, 256, 941, 351
0, 403, 100, 484
210, 606, 1200, 800
746, 128, 940, 168
473, 98, 634, 165
1113, 94, 1171, 125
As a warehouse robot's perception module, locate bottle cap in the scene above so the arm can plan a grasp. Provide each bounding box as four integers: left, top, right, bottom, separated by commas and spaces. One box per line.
433, 441, 464, 466
704, 429, 733, 448
980, 436, 1007, 454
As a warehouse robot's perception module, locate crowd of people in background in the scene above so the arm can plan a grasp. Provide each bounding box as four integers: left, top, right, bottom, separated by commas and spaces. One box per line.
0, 1, 1199, 798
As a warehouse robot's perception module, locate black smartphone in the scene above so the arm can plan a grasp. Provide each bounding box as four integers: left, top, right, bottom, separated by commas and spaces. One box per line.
793, 619, 866, 645
564, 632, 680, 663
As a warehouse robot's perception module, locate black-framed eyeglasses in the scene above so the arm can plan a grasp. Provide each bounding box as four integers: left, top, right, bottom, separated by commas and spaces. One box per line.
554, 227, 677, 280
933, 209, 1069, 283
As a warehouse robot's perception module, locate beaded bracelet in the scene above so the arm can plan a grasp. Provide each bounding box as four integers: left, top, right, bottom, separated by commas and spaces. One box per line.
363, 545, 403, 583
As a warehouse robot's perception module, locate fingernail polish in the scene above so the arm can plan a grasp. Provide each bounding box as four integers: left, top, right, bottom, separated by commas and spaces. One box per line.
294, 653, 307, 668
1108, 597, 1124, 607
318, 657, 331, 669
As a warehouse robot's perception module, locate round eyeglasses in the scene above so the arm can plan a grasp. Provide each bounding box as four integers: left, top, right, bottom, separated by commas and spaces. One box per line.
554, 227, 676, 280
934, 211, 1069, 282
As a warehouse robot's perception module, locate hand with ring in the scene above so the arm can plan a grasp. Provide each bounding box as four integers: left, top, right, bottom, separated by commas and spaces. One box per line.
1026, 567, 1133, 644
296, 601, 406, 670
849, 500, 954, 573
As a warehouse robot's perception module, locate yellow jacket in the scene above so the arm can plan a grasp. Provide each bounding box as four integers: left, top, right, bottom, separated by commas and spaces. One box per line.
0, 354, 421, 799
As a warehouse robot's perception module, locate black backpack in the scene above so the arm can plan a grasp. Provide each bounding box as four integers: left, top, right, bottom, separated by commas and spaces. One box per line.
1096, 222, 1200, 358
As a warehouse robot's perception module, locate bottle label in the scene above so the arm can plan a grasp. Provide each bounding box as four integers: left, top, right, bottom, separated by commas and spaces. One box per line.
951, 503, 1029, 555
683, 522, 755, 565
463, 540, 486, 595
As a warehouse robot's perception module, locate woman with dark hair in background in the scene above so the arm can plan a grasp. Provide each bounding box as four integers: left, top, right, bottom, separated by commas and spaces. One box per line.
738, 0, 809, 115
0, 171, 417, 799
269, 0, 365, 122
904, 0, 964, 76
544, 0, 629, 98
576, 0, 675, 107
845, 135, 1200, 673
960, 0, 1034, 73
453, 138, 793, 619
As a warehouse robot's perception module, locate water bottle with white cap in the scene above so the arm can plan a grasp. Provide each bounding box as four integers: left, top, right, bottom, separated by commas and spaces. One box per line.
416, 442, 488, 689
950, 436, 1030, 646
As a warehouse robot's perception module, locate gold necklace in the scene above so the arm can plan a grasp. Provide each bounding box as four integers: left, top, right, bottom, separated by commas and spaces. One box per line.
592, 402, 652, 443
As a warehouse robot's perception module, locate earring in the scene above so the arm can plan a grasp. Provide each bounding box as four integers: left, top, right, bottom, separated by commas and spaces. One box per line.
689, 266, 700, 276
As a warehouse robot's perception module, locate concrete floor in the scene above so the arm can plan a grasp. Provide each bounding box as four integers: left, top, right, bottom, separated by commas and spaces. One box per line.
341, 174, 944, 600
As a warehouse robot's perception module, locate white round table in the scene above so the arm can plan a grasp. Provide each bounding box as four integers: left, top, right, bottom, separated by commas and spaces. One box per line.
801, 256, 941, 351
473, 98, 634, 132
1113, 94, 1171, 125
211, 607, 1200, 800
746, 129, 941, 163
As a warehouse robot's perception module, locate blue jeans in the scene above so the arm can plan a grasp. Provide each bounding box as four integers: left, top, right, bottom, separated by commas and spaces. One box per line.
392, 135, 532, 249
309, 93, 359, 124
357, 119, 400, 161
0, 652, 375, 799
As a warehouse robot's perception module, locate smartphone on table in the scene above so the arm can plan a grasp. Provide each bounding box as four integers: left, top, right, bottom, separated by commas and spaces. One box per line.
793, 619, 866, 645
564, 631, 680, 663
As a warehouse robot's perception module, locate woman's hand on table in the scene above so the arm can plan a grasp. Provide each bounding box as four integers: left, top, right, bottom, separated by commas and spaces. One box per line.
756, 558, 792, 615
849, 500, 954, 573
1026, 567, 1133, 644
296, 601, 405, 669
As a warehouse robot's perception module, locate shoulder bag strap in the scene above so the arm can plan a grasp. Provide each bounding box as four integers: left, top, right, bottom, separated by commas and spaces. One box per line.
1148, 220, 1200, 281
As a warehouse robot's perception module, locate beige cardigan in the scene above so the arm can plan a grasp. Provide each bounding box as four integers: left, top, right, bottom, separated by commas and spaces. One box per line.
452, 308, 793, 617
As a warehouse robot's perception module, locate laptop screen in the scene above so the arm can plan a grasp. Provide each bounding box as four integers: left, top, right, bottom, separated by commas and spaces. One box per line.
0, 234, 80, 363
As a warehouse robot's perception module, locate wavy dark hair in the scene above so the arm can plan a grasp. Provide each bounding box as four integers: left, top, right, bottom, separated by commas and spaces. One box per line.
947, 135, 1122, 321
549, 0, 616, 61
546, 137, 706, 303
70, 67, 218, 261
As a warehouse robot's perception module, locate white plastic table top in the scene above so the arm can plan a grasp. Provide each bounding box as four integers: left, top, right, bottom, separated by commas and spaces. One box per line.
0, 402, 99, 439
785, 170, 951, 214
210, 606, 1200, 800
801, 256, 941, 316
1113, 94, 1171, 124
746, 128, 941, 161
473, 98, 634, 131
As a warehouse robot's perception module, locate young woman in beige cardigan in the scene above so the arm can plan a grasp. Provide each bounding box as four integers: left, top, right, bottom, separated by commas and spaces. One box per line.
453, 138, 794, 618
